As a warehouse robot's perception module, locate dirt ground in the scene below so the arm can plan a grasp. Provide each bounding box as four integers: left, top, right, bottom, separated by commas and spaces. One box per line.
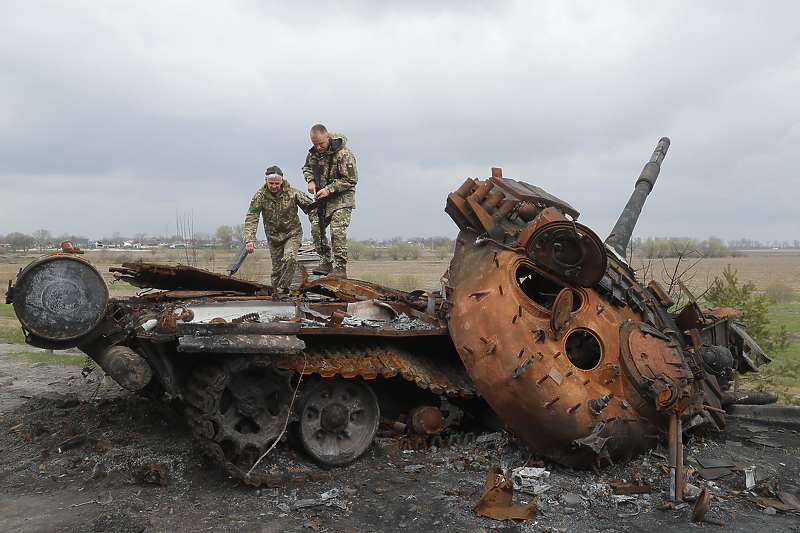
1, 345, 799, 533
2, 249, 799, 532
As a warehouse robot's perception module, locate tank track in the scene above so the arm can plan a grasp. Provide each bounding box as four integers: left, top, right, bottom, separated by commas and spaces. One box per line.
183, 340, 479, 486
274, 340, 479, 398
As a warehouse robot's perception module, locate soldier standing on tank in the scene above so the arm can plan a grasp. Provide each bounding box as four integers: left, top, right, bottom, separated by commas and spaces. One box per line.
302, 124, 358, 280
244, 165, 315, 295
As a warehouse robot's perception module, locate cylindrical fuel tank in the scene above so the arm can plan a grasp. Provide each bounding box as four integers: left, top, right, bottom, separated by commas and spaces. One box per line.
12, 253, 109, 342
84, 343, 153, 391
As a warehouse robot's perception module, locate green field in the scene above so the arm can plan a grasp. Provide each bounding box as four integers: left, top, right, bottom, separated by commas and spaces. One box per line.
736, 302, 800, 404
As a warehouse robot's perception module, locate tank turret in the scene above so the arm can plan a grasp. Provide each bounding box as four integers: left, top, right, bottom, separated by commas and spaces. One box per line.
442, 138, 765, 473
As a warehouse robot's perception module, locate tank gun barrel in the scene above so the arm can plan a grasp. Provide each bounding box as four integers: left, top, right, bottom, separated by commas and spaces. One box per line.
605, 137, 670, 257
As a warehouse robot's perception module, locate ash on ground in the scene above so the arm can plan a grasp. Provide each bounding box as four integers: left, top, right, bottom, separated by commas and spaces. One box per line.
1, 354, 799, 533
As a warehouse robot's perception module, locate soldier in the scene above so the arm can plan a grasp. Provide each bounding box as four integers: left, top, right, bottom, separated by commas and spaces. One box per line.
244, 165, 315, 294
302, 124, 358, 280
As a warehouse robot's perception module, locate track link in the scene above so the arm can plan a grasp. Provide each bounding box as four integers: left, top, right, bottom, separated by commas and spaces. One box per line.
183, 341, 479, 486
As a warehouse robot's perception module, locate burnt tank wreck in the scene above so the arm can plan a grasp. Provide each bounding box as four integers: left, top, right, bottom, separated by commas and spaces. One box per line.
6, 138, 771, 494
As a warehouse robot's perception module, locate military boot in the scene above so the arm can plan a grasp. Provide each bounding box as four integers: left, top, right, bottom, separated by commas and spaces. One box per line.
330, 266, 347, 279
312, 262, 333, 275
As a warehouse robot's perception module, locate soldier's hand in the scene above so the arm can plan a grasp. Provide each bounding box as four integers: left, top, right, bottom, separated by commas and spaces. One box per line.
308, 182, 316, 195
245, 242, 256, 254
316, 188, 330, 199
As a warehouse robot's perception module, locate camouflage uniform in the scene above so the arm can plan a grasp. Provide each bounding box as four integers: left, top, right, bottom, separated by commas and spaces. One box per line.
302, 132, 358, 268
244, 180, 315, 291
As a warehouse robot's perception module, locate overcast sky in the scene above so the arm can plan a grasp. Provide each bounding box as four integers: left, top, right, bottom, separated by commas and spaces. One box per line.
1, 1, 798, 245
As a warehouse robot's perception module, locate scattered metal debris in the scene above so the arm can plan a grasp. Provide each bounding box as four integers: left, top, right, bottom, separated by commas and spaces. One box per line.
473, 467, 537, 520
134, 463, 168, 485
69, 491, 113, 508
609, 474, 651, 494
4, 137, 781, 523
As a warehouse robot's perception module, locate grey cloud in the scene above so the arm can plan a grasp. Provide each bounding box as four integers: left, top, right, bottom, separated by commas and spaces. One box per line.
1, 1, 799, 244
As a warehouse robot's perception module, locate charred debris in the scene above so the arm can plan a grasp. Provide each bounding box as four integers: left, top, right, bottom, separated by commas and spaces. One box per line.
6, 138, 775, 505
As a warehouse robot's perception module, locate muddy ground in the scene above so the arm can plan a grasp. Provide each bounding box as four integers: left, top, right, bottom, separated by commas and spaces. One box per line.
1, 345, 799, 533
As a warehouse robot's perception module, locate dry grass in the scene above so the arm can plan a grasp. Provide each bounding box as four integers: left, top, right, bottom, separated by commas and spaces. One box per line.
3, 246, 799, 402
3, 247, 799, 296
630, 249, 800, 298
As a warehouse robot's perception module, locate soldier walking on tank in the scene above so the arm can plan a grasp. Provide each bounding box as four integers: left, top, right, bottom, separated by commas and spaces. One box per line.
244, 165, 315, 294
302, 124, 358, 280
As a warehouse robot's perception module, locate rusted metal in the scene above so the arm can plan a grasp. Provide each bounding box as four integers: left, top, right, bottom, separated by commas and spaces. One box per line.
408, 406, 444, 435
296, 377, 380, 465
444, 139, 761, 470
4, 137, 774, 485
178, 333, 304, 354
374, 437, 400, 456
110, 261, 271, 293
609, 477, 651, 494
692, 488, 725, 525
668, 411, 683, 501
134, 462, 168, 485
60, 240, 84, 254
82, 342, 153, 391
473, 467, 537, 520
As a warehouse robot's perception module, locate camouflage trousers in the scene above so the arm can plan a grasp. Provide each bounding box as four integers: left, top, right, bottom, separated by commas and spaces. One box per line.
309, 207, 351, 268
268, 230, 303, 291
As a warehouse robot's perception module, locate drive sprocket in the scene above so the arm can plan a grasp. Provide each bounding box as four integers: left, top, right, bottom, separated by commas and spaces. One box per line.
183, 356, 296, 477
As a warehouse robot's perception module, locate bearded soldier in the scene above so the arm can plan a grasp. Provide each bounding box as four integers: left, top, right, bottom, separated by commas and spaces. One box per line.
244, 165, 315, 294
302, 124, 358, 280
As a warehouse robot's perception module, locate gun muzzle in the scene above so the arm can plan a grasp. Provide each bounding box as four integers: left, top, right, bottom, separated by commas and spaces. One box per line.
605, 137, 670, 258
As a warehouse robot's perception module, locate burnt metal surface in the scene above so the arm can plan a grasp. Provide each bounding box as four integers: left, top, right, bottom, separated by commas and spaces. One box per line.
443, 138, 764, 470
4, 137, 773, 490
473, 467, 538, 520
6, 250, 481, 482
296, 377, 380, 465
110, 261, 271, 294
11, 253, 109, 341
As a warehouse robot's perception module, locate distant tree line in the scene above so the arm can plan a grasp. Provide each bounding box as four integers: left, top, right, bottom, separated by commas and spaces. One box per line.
3, 227, 796, 257
629, 236, 739, 259
624, 235, 800, 259
0, 230, 88, 252
0, 226, 247, 252
726, 238, 800, 250
345, 236, 456, 261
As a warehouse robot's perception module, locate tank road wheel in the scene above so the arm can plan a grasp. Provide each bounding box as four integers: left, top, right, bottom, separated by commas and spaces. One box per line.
187, 357, 295, 470
298, 377, 380, 465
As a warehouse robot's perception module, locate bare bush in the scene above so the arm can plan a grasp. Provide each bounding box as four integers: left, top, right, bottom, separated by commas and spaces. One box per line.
765, 281, 797, 303
360, 272, 396, 287
348, 241, 366, 261
396, 274, 421, 292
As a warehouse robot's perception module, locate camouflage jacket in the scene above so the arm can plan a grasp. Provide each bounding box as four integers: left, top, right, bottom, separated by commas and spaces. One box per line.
302, 132, 358, 211
244, 180, 315, 243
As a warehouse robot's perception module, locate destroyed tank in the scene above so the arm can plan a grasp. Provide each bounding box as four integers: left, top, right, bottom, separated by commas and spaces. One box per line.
5, 137, 770, 488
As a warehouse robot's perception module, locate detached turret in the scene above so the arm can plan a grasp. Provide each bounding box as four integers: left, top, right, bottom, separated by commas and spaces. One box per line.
605, 137, 670, 257
443, 137, 766, 474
